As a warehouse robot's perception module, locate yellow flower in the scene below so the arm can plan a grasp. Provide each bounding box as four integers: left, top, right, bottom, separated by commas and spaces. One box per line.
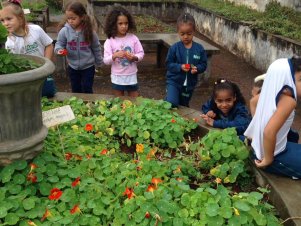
71, 125, 79, 131
234, 208, 240, 216
136, 144, 144, 153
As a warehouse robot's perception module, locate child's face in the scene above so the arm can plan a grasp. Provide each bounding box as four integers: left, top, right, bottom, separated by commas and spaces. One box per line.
66, 10, 82, 30
116, 15, 128, 37
214, 89, 236, 115
177, 23, 194, 46
0, 7, 22, 34
295, 71, 301, 98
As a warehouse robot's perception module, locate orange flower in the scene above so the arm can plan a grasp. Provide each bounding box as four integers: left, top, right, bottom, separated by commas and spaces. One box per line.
146, 185, 156, 193
171, 118, 176, 123
100, 149, 108, 155
147, 149, 156, 160
72, 177, 80, 187
27, 172, 37, 183
215, 177, 222, 184
136, 144, 144, 153
70, 204, 81, 214
29, 163, 37, 172
27, 220, 37, 226
145, 211, 151, 219
85, 123, 93, 132
41, 209, 52, 221
123, 187, 135, 199
65, 153, 73, 160
151, 178, 163, 188
48, 188, 63, 200
86, 154, 92, 159
176, 178, 183, 182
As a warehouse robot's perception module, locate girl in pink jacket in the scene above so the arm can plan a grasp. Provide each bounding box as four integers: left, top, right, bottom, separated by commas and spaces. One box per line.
103, 6, 144, 97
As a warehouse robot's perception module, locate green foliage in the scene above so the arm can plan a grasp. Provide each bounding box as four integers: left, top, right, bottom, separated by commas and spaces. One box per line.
0, 98, 281, 225
0, 49, 41, 75
21, 0, 47, 10
0, 24, 7, 45
135, 15, 176, 33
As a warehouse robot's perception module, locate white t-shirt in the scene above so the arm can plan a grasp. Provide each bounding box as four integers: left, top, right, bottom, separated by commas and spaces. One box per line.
5, 24, 53, 57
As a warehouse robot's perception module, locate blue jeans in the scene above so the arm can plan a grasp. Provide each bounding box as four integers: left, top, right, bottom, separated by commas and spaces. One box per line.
263, 142, 301, 178
42, 75, 56, 98
68, 65, 95, 93
165, 84, 193, 107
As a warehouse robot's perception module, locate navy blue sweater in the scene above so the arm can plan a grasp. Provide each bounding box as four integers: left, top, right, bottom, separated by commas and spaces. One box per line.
166, 41, 207, 90
202, 100, 251, 136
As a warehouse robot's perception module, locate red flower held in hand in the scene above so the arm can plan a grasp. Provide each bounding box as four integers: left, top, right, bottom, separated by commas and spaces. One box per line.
58, 49, 68, 56
48, 188, 63, 200
70, 204, 81, 214
171, 118, 176, 123
184, 64, 190, 70
123, 187, 135, 199
85, 123, 93, 132
72, 177, 80, 187
100, 149, 108, 155
27, 172, 37, 183
65, 153, 73, 160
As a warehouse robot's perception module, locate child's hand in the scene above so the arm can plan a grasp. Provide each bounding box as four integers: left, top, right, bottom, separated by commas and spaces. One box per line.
206, 110, 216, 119
124, 51, 138, 62
113, 51, 125, 60
57, 49, 68, 56
191, 65, 198, 74
181, 64, 190, 72
200, 114, 214, 126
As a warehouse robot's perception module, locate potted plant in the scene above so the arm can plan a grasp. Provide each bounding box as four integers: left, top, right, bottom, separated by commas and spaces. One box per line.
0, 49, 55, 165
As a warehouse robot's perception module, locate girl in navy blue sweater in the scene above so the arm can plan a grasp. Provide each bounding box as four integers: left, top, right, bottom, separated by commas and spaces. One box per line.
201, 78, 251, 140
165, 13, 207, 107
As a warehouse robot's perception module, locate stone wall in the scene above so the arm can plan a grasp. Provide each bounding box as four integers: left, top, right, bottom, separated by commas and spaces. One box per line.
225, 0, 301, 11
92, 1, 301, 72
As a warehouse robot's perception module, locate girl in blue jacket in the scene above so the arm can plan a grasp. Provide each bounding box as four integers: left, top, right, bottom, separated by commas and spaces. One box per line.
165, 13, 207, 107
201, 78, 251, 140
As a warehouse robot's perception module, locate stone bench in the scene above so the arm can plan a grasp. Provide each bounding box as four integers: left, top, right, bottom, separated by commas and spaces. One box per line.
51, 92, 301, 226
48, 32, 219, 80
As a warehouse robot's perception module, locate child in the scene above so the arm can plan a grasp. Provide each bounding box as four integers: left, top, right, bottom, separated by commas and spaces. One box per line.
250, 74, 265, 116
103, 6, 144, 97
55, 1, 103, 94
0, 0, 56, 97
201, 78, 251, 140
165, 13, 207, 107
245, 57, 301, 178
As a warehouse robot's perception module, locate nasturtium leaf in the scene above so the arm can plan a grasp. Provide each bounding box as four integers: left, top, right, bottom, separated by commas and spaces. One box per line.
78, 215, 90, 225
5, 213, 19, 225
48, 176, 59, 183
57, 169, 68, 176
234, 201, 251, 211
173, 218, 184, 226
143, 131, 150, 139
178, 208, 189, 218
127, 138, 132, 147
205, 203, 219, 217
181, 193, 190, 207
207, 216, 224, 226
0, 206, 8, 218
219, 206, 233, 219
1, 165, 15, 183
22, 198, 35, 210
12, 174, 25, 185
0, 188, 7, 201
39, 182, 52, 196
133, 209, 145, 223
60, 188, 76, 202
221, 148, 231, 158
68, 168, 81, 178
8, 184, 21, 194
13, 160, 27, 170
254, 213, 267, 225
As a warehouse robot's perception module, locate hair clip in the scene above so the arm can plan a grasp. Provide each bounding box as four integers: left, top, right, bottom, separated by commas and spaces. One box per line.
220, 79, 226, 83
8, 0, 21, 5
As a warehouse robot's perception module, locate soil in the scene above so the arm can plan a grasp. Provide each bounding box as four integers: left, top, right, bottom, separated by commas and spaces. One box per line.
48, 20, 301, 133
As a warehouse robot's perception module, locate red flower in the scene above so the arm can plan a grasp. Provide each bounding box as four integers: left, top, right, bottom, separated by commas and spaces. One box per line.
70, 204, 81, 214
123, 187, 135, 199
171, 118, 176, 123
145, 211, 151, 219
184, 64, 191, 69
100, 149, 108, 155
41, 209, 52, 221
27, 172, 37, 183
151, 178, 163, 188
72, 177, 80, 187
85, 123, 93, 132
58, 49, 68, 56
146, 185, 156, 193
29, 163, 37, 172
65, 153, 73, 160
48, 188, 63, 200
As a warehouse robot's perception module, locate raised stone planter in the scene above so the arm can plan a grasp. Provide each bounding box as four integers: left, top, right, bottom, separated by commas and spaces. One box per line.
0, 55, 55, 165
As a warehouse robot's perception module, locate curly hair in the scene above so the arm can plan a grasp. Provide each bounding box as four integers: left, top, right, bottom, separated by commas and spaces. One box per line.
58, 1, 94, 44
209, 78, 246, 112
104, 6, 136, 38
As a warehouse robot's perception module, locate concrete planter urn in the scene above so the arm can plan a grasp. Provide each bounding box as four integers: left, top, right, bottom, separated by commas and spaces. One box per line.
0, 55, 55, 165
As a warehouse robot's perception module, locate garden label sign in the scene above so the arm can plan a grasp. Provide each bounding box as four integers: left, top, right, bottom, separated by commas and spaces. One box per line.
42, 105, 75, 128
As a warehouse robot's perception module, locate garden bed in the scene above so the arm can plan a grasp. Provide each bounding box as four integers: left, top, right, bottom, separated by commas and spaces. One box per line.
0, 97, 281, 225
